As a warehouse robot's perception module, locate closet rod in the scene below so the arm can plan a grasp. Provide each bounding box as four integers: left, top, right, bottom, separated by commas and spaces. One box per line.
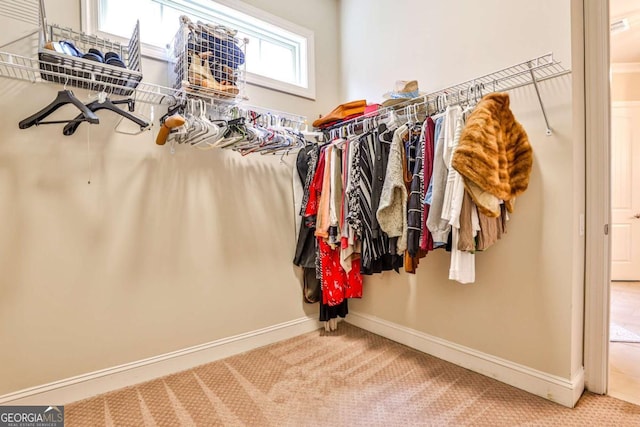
324, 52, 570, 135
230, 103, 307, 128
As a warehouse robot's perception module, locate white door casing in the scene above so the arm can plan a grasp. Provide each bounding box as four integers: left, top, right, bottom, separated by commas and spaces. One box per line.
611, 102, 640, 281
583, 0, 611, 395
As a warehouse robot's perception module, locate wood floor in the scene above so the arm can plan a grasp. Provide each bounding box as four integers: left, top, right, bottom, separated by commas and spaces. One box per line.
609, 281, 640, 406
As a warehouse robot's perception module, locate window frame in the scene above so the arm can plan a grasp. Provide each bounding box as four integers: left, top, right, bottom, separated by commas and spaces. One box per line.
80, 0, 316, 99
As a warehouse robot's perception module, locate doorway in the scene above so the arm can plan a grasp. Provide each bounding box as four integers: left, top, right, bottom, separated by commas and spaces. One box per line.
608, 0, 640, 406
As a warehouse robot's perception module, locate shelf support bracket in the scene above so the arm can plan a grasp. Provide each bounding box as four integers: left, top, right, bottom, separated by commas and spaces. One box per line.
528, 60, 553, 136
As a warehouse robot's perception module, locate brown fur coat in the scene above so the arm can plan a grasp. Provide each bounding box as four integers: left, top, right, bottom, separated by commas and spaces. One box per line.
451, 93, 532, 217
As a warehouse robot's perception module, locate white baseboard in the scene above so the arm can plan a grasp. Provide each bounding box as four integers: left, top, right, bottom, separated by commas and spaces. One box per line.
346, 311, 584, 408
0, 316, 322, 406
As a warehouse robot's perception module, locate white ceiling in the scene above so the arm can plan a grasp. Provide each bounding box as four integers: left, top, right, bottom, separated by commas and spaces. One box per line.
611, 0, 640, 63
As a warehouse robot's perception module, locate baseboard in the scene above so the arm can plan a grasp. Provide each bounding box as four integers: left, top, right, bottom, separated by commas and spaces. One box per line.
0, 316, 322, 406
346, 311, 584, 408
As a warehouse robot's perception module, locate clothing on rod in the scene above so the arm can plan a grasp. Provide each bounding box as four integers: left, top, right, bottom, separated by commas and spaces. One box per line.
294, 91, 533, 315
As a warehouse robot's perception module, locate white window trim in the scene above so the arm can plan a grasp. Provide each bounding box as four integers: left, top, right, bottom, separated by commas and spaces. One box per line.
80, 0, 316, 100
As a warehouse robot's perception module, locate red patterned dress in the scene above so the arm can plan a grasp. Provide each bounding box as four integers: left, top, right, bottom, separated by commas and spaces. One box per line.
305, 145, 362, 306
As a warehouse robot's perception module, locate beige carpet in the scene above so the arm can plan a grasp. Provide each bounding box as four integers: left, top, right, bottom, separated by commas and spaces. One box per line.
66, 323, 640, 426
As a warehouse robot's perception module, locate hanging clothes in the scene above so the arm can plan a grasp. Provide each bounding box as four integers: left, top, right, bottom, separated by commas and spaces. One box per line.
346, 134, 362, 241
420, 117, 436, 252
451, 93, 533, 217
404, 122, 427, 273
304, 140, 363, 308
340, 136, 361, 273
407, 122, 426, 258
294, 145, 319, 269
294, 144, 321, 303
442, 108, 476, 284
328, 141, 344, 248
425, 114, 449, 247
376, 124, 409, 254
476, 206, 509, 250
457, 190, 481, 253
371, 124, 392, 240
296, 91, 532, 289
314, 145, 333, 239
317, 237, 362, 306
358, 127, 402, 275
319, 299, 348, 322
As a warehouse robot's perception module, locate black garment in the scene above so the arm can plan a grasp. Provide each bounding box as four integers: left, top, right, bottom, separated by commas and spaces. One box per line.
293, 145, 319, 269
319, 299, 348, 321
293, 145, 321, 304
407, 124, 424, 257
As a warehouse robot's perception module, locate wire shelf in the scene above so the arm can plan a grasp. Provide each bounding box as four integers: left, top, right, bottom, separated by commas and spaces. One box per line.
36, 0, 142, 96
169, 17, 248, 102
0, 51, 181, 105
322, 53, 572, 132
38, 23, 142, 96
425, 53, 571, 106
320, 53, 571, 135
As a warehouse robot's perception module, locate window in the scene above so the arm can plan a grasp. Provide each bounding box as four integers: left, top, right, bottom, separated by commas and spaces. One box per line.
81, 0, 315, 99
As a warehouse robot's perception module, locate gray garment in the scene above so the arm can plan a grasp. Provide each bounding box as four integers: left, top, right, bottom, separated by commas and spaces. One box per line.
424, 116, 444, 205
376, 124, 409, 254
371, 123, 392, 239
426, 116, 450, 245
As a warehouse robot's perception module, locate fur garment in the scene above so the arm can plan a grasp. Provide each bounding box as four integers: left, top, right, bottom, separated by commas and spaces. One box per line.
451, 93, 532, 217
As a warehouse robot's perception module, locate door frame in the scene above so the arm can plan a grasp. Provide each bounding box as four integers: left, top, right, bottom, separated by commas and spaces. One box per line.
583, 0, 611, 395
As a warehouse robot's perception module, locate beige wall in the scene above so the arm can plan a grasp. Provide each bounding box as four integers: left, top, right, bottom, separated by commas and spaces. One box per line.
238, 0, 340, 121
0, 0, 339, 395
0, 0, 585, 396
340, 0, 584, 380
611, 69, 640, 102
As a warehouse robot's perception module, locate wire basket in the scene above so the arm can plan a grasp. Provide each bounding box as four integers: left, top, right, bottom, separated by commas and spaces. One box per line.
170, 16, 247, 102
37, 2, 142, 96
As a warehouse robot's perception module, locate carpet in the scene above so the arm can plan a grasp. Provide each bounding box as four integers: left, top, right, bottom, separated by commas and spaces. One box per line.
610, 322, 640, 343
66, 323, 640, 426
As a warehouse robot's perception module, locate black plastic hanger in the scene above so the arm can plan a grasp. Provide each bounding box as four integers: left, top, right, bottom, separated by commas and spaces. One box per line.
62, 98, 149, 136
19, 90, 100, 129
